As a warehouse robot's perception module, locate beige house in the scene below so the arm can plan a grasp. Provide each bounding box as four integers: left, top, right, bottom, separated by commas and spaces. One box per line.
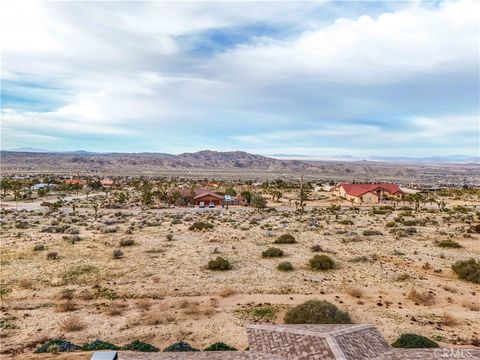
331, 183, 403, 204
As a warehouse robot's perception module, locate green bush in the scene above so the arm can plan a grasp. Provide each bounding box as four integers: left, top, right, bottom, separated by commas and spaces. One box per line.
204, 342, 237, 351
81, 340, 119, 351
208, 257, 232, 271
309, 254, 335, 270
262, 247, 284, 258
35, 339, 80, 353
391, 334, 439, 348
122, 340, 160, 352
275, 234, 296, 244
284, 300, 351, 324
277, 261, 294, 271
451, 258, 480, 284
189, 221, 214, 231
163, 341, 199, 352
435, 239, 462, 248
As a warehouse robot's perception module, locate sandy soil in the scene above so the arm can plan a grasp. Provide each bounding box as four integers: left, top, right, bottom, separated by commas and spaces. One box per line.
1, 196, 479, 358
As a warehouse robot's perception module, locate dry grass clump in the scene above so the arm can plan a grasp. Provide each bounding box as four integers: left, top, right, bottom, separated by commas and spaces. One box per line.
107, 302, 127, 316
395, 273, 411, 281
59, 288, 75, 300
59, 315, 85, 332
18, 278, 33, 289
347, 287, 363, 298
442, 312, 460, 326
141, 311, 167, 325
442, 285, 458, 293
407, 287, 435, 306
219, 287, 237, 297
56, 300, 77, 312
136, 298, 152, 311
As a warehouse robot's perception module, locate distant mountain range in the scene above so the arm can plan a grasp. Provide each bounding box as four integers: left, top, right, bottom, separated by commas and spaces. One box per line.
2, 149, 478, 182
6, 148, 478, 164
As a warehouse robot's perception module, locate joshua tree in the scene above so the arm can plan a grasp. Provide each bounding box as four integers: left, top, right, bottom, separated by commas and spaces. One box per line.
93, 204, 99, 220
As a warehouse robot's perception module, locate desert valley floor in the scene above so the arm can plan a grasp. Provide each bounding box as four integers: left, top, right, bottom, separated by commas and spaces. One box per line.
1, 192, 479, 359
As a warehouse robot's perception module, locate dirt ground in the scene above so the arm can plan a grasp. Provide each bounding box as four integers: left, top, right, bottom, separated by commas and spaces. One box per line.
1, 194, 479, 358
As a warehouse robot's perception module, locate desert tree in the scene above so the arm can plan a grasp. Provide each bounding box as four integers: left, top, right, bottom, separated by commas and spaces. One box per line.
251, 194, 267, 210
241, 191, 252, 205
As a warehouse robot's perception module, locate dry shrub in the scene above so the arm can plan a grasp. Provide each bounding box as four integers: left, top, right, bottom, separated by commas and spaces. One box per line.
178, 299, 191, 309
56, 300, 77, 312
462, 300, 480, 311
59, 315, 85, 332
442, 312, 459, 326
183, 302, 201, 315
107, 302, 127, 316
79, 289, 94, 300
219, 287, 237, 297
407, 287, 435, 306
141, 311, 166, 325
442, 285, 458, 293
59, 288, 75, 300
347, 287, 363, 298
136, 298, 151, 311
18, 279, 33, 289
395, 273, 411, 281
210, 297, 219, 308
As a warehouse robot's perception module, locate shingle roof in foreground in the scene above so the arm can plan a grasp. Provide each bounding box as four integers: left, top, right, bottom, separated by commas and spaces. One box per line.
106, 324, 480, 360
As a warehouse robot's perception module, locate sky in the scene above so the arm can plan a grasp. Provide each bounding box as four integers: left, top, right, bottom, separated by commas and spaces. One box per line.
1, 0, 479, 157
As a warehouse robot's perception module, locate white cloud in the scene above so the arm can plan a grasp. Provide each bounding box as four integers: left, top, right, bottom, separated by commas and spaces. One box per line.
215, 1, 479, 84
0, 1, 478, 155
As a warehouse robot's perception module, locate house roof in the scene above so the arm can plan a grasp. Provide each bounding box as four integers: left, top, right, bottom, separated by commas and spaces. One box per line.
65, 179, 86, 185
332, 183, 402, 197
96, 324, 480, 360
193, 191, 223, 200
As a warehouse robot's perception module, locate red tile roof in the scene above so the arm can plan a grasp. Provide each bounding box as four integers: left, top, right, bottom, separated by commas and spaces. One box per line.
64, 179, 86, 186
332, 183, 402, 197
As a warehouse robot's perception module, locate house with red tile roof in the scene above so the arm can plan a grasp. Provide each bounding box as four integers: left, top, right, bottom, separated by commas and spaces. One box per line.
331, 183, 403, 204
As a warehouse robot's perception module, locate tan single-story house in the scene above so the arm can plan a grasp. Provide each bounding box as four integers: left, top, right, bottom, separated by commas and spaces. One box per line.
331, 183, 403, 204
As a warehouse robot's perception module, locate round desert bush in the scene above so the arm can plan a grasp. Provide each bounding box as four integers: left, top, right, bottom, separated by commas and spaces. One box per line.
189, 221, 214, 231
33, 244, 45, 251
163, 341, 199, 352
277, 261, 294, 272
309, 254, 335, 270
208, 257, 232, 271
119, 239, 135, 247
284, 300, 351, 324
275, 234, 296, 244
35, 339, 80, 353
122, 340, 159, 352
204, 342, 237, 351
391, 334, 439, 348
262, 247, 284, 258
362, 229, 383, 236
451, 258, 480, 284
81, 340, 119, 351
46, 252, 58, 260
112, 249, 124, 259
435, 239, 462, 248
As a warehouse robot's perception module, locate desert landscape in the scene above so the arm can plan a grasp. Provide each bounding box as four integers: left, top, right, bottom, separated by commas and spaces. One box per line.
1, 168, 479, 359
